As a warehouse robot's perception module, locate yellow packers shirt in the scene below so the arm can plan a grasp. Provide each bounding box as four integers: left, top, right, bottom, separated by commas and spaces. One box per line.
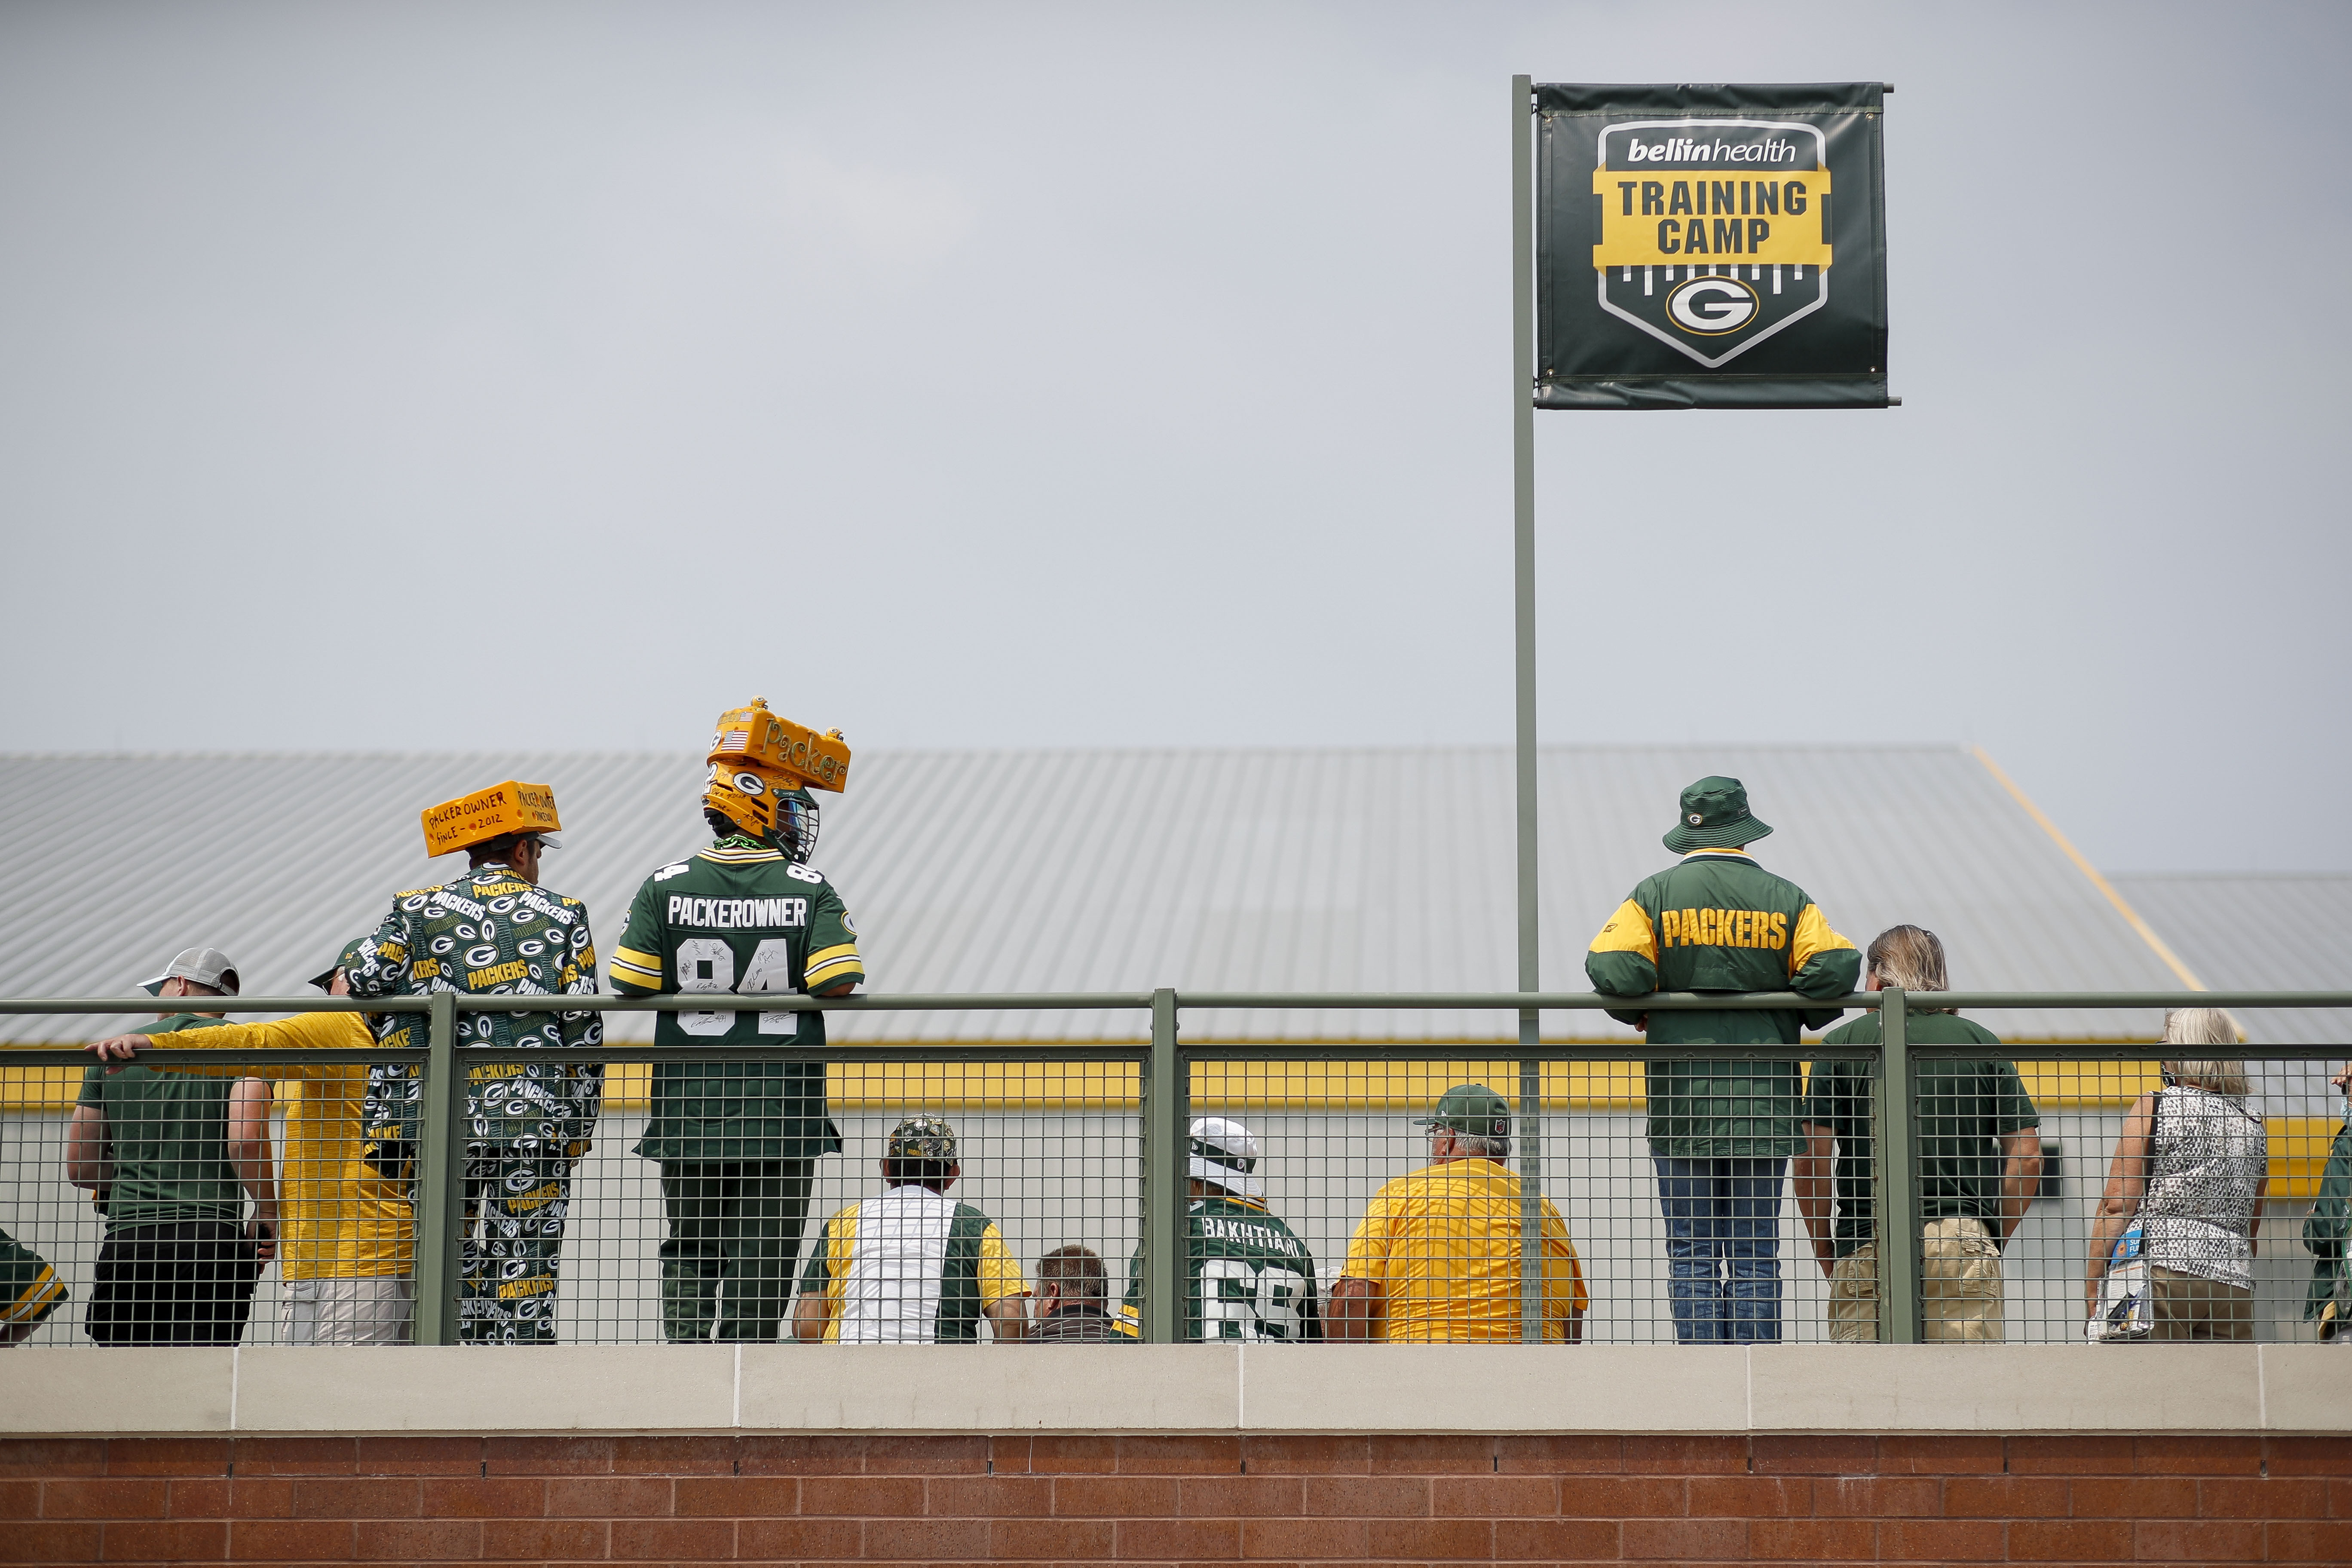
1341, 1158, 1587, 1342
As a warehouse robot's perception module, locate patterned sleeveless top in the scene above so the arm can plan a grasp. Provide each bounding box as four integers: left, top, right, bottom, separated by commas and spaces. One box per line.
2141, 1085, 2267, 1290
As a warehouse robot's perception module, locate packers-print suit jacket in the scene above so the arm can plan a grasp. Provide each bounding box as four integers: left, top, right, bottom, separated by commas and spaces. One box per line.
1585, 848, 1859, 1159
352, 865, 604, 1159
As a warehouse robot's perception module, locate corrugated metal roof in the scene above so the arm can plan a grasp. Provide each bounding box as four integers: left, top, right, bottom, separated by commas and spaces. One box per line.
0, 745, 2191, 1043
2111, 873, 2352, 1049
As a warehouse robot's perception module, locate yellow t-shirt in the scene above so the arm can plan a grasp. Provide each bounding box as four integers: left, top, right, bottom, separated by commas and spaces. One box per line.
1341, 1158, 1588, 1342
141, 1011, 413, 1280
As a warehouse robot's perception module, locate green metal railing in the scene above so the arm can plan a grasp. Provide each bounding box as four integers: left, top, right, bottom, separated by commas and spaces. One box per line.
4, 986, 2346, 1346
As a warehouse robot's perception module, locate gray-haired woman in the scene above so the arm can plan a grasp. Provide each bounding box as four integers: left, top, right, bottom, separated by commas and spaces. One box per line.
2086, 1008, 2269, 1340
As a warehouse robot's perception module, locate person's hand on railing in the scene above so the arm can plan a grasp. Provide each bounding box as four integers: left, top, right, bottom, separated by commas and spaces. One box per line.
84, 1035, 148, 1074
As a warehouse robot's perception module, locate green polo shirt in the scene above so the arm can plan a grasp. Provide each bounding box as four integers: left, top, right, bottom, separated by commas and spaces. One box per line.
75, 1014, 240, 1230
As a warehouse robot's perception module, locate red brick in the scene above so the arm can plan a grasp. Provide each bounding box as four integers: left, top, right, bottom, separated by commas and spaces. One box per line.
606, 1434, 734, 1475
1366, 1516, 1494, 1560
737, 1516, 862, 1558
1368, 1435, 1493, 1475
1560, 1475, 1687, 1518
228, 1519, 358, 1560
40, 1477, 168, 1519
1811, 1476, 1939, 1517
2199, 1476, 2328, 1518
859, 1517, 995, 1560
1944, 1475, 2069, 1517
2332, 1477, 2352, 1518
104, 1439, 231, 1477
2268, 1520, 2352, 1562
290, 1477, 423, 1518
2008, 1518, 2133, 1559
1751, 1435, 1878, 1476
1301, 1476, 1427, 1517
231, 1438, 356, 1476
1117, 1436, 1242, 1474
1878, 1517, 2005, 1560
1494, 1517, 1621, 1560
989, 1517, 1115, 1559
165, 1478, 227, 1519
2073, 1476, 2197, 1517
1622, 1516, 1747, 1559
677, 1475, 800, 1516
352, 1436, 480, 1476
0, 1521, 100, 1561
1242, 1516, 1369, 1559
1241, 1436, 1369, 1475
927, 1475, 1052, 1516
2137, 1435, 2265, 1476
0, 1481, 33, 1519
611, 1516, 737, 1559
351, 1518, 484, 1561
1749, 1518, 1877, 1560
1495, 1433, 1625, 1475
859, 1435, 989, 1475
1875, 1434, 2004, 1474
1430, 1474, 1557, 1517
0, 1440, 105, 1478
2266, 1437, 2352, 1477
1686, 1476, 1805, 1517
1621, 1435, 1746, 1474
224, 1478, 294, 1518
1115, 1516, 1242, 1559
801, 1475, 925, 1516
98, 1519, 227, 1561
737, 1435, 869, 1475
418, 1476, 545, 1518
2009, 1435, 2135, 1474
485, 1435, 615, 1476
549, 1475, 671, 1516
477, 1517, 609, 1559
2134, 1517, 2263, 1560
1017, 1436, 1118, 1474
1054, 1475, 1179, 1516
1179, 1475, 1305, 1516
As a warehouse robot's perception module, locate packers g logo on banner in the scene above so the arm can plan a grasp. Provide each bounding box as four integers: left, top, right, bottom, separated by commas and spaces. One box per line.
1589, 117, 1834, 367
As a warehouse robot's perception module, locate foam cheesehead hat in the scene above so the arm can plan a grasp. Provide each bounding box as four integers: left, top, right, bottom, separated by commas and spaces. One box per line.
420, 781, 562, 858
702, 696, 851, 853
1660, 775, 1773, 854
1415, 1084, 1512, 1139
1188, 1115, 1264, 1199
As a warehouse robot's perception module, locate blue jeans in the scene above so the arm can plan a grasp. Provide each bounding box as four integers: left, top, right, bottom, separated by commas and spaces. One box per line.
1653, 1156, 1788, 1343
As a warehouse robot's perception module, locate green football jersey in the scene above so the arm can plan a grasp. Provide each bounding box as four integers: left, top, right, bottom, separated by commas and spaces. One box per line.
76, 1014, 239, 1229
1117, 1192, 1322, 1342
611, 837, 864, 1162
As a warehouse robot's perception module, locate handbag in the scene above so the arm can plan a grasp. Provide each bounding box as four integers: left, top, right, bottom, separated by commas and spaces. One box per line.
2090, 1089, 2161, 1343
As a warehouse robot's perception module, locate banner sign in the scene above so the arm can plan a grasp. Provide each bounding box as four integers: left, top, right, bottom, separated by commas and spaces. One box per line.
1534, 82, 1888, 409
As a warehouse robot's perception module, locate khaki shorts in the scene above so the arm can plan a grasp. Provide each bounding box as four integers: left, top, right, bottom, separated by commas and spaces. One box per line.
2149, 1265, 2253, 1342
1829, 1216, 2005, 1343
285, 1275, 413, 1346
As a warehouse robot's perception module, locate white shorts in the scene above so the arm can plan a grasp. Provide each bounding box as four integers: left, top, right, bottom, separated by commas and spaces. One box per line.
285, 1275, 413, 1345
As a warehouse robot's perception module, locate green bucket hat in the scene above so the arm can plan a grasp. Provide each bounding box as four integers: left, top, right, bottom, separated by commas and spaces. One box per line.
307, 937, 370, 992
1661, 775, 1773, 854
1415, 1084, 1512, 1139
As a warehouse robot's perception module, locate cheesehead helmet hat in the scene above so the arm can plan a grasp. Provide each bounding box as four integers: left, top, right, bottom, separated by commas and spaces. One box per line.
702, 696, 851, 861
1660, 775, 1773, 854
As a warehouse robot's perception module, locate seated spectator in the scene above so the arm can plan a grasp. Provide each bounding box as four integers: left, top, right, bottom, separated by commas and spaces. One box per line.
793, 1117, 1027, 1343
1030, 1246, 1120, 1342
1330, 1085, 1586, 1343
2304, 1064, 2352, 1341
1114, 1115, 1320, 1342
2087, 1008, 2267, 1341
1796, 925, 2042, 1341
66, 948, 277, 1345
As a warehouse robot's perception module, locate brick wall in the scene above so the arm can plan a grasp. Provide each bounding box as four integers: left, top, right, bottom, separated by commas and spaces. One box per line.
2, 1433, 2347, 1565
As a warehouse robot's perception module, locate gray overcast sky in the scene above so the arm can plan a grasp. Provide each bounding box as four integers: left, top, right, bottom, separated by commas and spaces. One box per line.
1, 2, 2343, 874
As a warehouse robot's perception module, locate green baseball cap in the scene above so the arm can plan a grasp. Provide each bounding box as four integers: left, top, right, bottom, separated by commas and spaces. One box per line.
1661, 775, 1773, 854
307, 937, 370, 992
1415, 1084, 1512, 1138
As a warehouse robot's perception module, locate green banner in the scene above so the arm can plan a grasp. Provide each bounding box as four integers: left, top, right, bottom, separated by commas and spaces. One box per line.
1535, 82, 1888, 410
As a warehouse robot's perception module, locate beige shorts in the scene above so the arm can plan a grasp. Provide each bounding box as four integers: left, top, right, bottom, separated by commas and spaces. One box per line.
2149, 1265, 2253, 1342
285, 1275, 413, 1346
1829, 1216, 2005, 1343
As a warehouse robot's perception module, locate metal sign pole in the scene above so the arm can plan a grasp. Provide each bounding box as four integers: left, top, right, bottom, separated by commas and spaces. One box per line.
1510, 73, 1545, 1345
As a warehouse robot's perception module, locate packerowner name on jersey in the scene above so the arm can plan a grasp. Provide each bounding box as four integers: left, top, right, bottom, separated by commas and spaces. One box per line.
668, 896, 808, 929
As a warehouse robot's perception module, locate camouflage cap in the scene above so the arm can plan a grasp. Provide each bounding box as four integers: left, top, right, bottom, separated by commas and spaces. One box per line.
886, 1115, 958, 1162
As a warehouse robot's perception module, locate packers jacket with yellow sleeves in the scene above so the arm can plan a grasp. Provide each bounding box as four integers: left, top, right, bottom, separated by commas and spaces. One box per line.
1586, 846, 1860, 1158
118, 1011, 413, 1280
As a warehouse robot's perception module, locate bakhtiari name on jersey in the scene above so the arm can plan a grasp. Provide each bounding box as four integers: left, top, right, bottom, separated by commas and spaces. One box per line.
1200, 1215, 1307, 1258
667, 894, 809, 930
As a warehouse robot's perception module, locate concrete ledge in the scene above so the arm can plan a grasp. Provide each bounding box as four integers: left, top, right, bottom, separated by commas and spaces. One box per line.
2, 1344, 2346, 1436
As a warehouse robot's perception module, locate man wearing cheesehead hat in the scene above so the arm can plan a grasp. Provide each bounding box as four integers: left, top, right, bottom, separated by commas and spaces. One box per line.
349, 781, 602, 1344
1585, 776, 1859, 1345
609, 698, 864, 1342
1113, 1116, 1322, 1342
86, 939, 417, 1344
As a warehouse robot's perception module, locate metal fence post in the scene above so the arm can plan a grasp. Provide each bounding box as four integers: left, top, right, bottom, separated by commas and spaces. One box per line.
1874, 986, 1920, 1343
412, 992, 465, 1347
1510, 70, 1544, 1348
1141, 987, 1185, 1344
1517, 1050, 1543, 1344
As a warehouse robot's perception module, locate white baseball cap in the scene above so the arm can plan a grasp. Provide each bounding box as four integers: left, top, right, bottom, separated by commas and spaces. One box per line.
1188, 1115, 1263, 1199
139, 946, 242, 998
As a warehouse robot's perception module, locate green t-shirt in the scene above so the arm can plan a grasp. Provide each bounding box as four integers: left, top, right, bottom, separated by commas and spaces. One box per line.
1116, 1192, 1322, 1342
611, 839, 864, 1163
1802, 1011, 2041, 1256
75, 1014, 239, 1230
